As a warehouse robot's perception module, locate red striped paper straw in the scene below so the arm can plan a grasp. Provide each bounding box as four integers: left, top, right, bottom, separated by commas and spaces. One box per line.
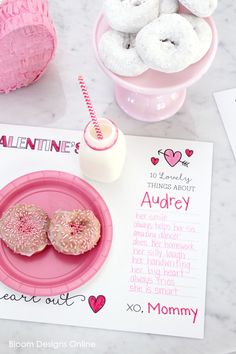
78, 76, 103, 140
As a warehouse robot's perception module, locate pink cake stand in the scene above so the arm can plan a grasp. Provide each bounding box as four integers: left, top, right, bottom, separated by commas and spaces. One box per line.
93, 14, 218, 122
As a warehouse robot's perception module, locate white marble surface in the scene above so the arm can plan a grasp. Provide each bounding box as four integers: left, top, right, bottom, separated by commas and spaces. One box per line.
0, 0, 236, 353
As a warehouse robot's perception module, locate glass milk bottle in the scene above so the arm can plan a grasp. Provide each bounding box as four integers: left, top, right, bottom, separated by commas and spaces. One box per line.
79, 118, 126, 183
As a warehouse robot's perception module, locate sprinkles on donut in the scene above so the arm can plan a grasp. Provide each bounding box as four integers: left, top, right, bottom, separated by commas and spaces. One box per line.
48, 210, 101, 256
0, 204, 49, 257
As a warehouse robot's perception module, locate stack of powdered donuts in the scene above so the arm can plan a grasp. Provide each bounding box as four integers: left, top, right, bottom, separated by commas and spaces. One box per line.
99, 0, 218, 76
0, 204, 101, 257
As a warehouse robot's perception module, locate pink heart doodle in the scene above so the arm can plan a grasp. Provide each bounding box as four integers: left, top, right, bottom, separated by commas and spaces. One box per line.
88, 295, 106, 313
185, 149, 194, 157
164, 149, 182, 167
151, 157, 159, 166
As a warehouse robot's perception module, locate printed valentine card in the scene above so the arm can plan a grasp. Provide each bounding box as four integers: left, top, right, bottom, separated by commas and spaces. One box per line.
0, 124, 213, 339
214, 88, 236, 159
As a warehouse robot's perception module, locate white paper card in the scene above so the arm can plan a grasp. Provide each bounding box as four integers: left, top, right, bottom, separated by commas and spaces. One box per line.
0, 124, 213, 339
214, 88, 236, 158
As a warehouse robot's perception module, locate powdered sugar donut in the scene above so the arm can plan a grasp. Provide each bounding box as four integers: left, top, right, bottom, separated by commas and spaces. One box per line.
181, 14, 212, 63
103, 0, 160, 33
160, 0, 179, 14
99, 29, 148, 77
0, 204, 49, 257
48, 210, 101, 256
136, 14, 200, 73
179, 0, 218, 17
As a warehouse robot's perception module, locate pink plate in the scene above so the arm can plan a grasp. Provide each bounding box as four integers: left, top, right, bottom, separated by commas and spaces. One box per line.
0, 171, 113, 296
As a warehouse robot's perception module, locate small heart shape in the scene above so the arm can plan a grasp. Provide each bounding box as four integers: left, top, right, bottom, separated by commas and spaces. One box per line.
164, 149, 182, 167
151, 157, 159, 166
185, 149, 194, 157
88, 295, 106, 313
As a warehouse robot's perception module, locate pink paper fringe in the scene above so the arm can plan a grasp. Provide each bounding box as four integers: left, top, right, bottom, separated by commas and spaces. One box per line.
0, 0, 56, 93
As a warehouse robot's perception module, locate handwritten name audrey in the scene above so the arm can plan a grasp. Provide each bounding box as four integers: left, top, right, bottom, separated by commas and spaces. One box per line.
0, 135, 80, 154
141, 192, 190, 211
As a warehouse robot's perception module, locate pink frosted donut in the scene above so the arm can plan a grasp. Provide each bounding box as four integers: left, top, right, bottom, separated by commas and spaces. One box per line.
48, 210, 101, 256
0, 204, 49, 256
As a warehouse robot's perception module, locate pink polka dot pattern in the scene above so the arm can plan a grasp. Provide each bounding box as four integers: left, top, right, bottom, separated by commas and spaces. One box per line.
0, 0, 56, 93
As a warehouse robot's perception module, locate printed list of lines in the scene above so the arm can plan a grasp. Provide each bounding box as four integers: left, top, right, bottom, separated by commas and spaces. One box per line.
129, 209, 202, 299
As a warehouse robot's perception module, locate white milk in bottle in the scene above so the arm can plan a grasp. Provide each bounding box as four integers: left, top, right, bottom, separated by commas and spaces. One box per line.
79, 118, 126, 183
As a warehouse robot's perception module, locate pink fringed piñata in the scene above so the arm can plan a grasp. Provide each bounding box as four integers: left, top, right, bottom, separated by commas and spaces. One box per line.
0, 0, 56, 93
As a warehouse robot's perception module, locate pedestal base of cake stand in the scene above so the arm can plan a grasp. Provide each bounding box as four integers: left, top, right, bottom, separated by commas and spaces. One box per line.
114, 85, 187, 122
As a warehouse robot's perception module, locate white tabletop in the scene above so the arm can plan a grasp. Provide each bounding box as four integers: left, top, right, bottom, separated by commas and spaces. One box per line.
0, 1, 236, 353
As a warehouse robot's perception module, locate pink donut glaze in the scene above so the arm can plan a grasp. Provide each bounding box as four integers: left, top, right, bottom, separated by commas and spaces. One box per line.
48, 210, 101, 256
0, 204, 49, 256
